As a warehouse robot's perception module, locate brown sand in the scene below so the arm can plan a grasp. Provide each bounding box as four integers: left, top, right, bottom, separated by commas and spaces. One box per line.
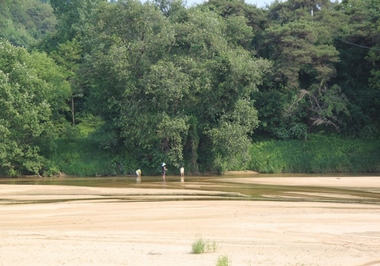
1, 176, 380, 266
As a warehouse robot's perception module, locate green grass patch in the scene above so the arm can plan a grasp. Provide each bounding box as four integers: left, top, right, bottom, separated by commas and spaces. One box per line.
248, 135, 380, 173
52, 138, 128, 176
51, 134, 380, 176
191, 238, 217, 254
216, 255, 230, 266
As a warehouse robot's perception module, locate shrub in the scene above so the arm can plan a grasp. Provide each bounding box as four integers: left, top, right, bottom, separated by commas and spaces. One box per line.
216, 255, 230, 266
191, 238, 217, 254
191, 238, 206, 254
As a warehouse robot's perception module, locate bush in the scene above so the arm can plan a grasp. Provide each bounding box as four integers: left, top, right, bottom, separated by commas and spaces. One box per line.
52, 138, 116, 176
191, 238, 206, 254
191, 238, 217, 254
216, 255, 230, 266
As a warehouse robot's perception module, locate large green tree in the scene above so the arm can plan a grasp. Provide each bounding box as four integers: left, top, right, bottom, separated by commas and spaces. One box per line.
81, 0, 270, 173
0, 41, 70, 176
254, 0, 349, 139
332, 0, 380, 137
38, 0, 105, 128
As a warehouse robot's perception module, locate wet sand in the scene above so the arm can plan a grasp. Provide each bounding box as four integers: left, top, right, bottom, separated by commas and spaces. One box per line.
1, 176, 380, 266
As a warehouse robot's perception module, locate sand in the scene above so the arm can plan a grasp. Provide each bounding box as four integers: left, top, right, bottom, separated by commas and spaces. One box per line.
1, 176, 380, 266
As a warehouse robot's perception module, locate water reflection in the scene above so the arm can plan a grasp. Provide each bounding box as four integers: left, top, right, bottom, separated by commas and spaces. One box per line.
0, 173, 379, 205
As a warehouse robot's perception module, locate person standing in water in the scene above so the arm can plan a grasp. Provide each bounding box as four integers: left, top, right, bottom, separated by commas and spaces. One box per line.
180, 165, 184, 182
136, 169, 141, 183
161, 163, 167, 181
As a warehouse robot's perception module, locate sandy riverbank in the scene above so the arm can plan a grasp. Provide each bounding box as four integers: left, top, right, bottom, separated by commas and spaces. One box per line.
1, 177, 380, 266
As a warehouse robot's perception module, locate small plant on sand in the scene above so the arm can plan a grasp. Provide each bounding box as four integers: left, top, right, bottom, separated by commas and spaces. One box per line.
206, 240, 218, 253
216, 255, 230, 266
192, 238, 206, 254
191, 238, 218, 254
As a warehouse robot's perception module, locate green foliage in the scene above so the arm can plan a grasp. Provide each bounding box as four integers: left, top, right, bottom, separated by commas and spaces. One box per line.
206, 0, 267, 34
49, 38, 83, 126
80, 1, 270, 174
331, 0, 380, 137
191, 238, 217, 254
259, 17, 346, 133
0, 41, 68, 176
157, 113, 189, 167
0, 0, 56, 47
76, 114, 104, 137
1, 0, 379, 177
216, 255, 230, 266
254, 0, 380, 139
207, 99, 260, 171
249, 135, 380, 173
51, 114, 133, 176
26, 50, 72, 127
49, 0, 104, 41
191, 238, 206, 254
52, 138, 117, 177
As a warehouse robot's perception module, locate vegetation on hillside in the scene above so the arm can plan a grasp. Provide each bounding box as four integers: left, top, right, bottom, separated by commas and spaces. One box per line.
1, 0, 379, 176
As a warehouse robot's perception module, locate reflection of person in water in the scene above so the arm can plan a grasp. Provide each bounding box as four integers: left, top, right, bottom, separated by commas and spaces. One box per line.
161, 163, 167, 181
180, 166, 184, 182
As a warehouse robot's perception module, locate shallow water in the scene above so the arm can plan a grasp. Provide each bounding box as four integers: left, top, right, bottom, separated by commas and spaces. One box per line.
1, 173, 379, 205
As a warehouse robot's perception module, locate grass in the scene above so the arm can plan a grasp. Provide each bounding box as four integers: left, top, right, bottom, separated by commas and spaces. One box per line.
216, 255, 230, 266
248, 135, 380, 173
191, 238, 205, 254
191, 237, 217, 254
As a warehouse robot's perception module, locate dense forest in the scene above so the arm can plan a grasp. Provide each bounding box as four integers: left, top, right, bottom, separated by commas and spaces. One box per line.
0, 0, 379, 177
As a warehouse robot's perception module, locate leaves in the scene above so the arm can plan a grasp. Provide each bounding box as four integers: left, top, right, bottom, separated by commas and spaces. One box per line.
80, 1, 269, 172
0, 41, 68, 176
0, 0, 56, 47
2, 0, 380, 176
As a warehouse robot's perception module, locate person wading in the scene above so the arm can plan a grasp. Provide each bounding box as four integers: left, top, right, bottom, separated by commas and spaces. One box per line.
161, 163, 167, 182
180, 165, 184, 182
135, 169, 141, 183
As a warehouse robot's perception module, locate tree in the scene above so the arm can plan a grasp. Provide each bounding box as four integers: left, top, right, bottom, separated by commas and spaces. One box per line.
255, 0, 348, 139
81, 0, 270, 173
332, 0, 380, 137
0, 41, 70, 176
0, 0, 56, 47
50, 38, 83, 126
49, 0, 104, 41
205, 0, 268, 36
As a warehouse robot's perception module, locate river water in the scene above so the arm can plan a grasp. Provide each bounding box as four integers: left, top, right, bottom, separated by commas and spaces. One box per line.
1, 173, 380, 205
